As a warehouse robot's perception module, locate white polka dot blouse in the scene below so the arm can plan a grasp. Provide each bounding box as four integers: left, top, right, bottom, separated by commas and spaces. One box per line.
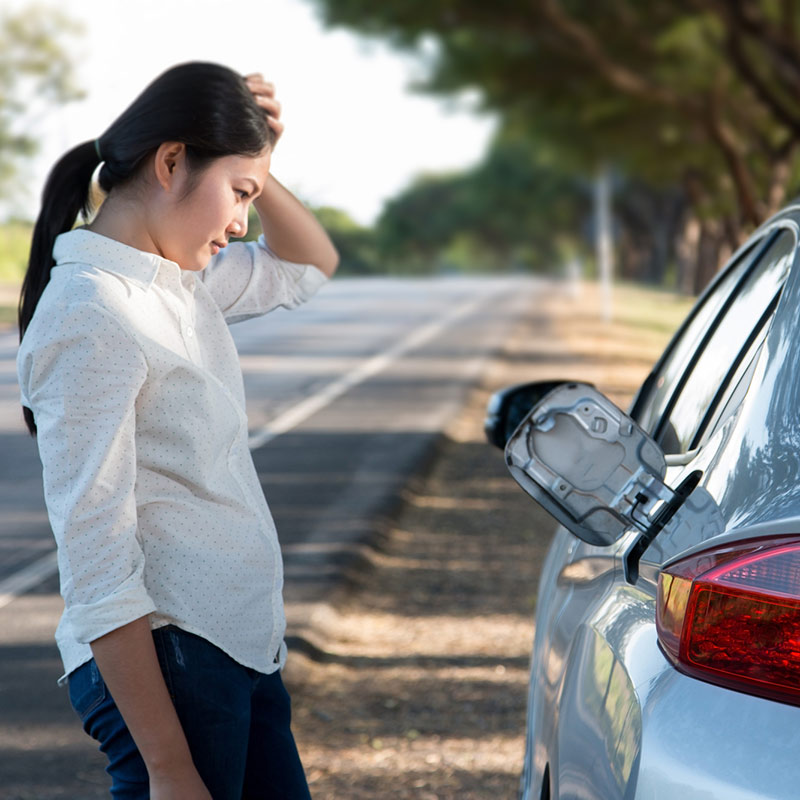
16, 227, 328, 685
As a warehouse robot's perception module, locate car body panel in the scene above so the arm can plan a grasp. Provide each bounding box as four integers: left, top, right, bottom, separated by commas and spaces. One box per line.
636, 665, 800, 799
515, 204, 800, 799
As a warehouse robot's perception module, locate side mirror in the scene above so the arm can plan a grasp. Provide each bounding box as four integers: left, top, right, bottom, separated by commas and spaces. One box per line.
503, 382, 707, 548
484, 380, 574, 449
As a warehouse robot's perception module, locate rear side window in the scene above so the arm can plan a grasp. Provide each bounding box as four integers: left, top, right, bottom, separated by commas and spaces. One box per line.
656, 229, 795, 454
695, 326, 769, 449
634, 240, 762, 435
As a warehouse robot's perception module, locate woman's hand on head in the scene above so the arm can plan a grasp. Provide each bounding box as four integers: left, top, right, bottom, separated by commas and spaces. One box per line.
243, 73, 284, 145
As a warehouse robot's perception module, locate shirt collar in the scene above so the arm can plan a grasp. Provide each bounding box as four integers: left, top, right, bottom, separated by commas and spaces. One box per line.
52, 227, 185, 292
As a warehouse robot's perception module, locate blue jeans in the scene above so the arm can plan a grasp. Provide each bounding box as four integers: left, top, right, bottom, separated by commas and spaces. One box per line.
67, 625, 312, 799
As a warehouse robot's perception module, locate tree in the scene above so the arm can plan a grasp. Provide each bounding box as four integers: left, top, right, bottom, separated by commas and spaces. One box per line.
310, 206, 380, 274
240, 201, 381, 275
0, 4, 85, 207
375, 129, 591, 273
306, 0, 800, 285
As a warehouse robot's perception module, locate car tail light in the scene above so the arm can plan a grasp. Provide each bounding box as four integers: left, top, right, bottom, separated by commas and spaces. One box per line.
656, 536, 800, 706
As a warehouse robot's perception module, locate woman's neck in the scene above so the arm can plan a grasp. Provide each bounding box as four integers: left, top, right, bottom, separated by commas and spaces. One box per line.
86, 193, 163, 258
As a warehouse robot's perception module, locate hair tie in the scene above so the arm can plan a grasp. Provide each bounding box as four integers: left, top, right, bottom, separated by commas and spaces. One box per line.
94, 139, 103, 161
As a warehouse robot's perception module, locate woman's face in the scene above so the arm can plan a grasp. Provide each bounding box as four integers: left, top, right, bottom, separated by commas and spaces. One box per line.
155, 147, 272, 271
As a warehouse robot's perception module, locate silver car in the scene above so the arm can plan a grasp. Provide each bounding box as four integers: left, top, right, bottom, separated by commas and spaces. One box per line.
486, 204, 800, 799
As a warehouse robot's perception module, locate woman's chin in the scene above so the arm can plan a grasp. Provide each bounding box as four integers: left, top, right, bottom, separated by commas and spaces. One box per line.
179, 255, 210, 272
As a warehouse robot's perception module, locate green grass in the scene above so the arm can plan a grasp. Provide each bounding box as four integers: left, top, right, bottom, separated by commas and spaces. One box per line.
0, 303, 16, 327
0, 221, 32, 284
0, 222, 31, 330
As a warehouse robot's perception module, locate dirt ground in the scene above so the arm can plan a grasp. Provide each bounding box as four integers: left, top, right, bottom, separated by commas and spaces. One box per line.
282, 281, 694, 800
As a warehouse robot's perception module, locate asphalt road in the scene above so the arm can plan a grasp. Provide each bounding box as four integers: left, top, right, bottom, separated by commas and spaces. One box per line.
0, 275, 540, 799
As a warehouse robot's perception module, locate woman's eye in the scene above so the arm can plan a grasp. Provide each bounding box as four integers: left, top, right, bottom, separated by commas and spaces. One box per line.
236, 189, 250, 199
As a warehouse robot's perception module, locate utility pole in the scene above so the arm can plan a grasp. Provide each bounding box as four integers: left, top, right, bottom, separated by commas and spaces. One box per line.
595, 166, 614, 322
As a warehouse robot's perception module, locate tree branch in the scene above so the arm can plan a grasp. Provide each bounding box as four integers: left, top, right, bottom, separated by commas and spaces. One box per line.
703, 79, 763, 226
537, 0, 772, 229
781, 0, 797, 46
765, 143, 797, 216
537, 0, 683, 107
705, 0, 800, 92
724, 29, 800, 136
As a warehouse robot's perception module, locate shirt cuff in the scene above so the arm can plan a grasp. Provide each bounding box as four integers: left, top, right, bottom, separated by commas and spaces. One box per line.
294, 263, 328, 303
67, 577, 158, 644
257, 234, 329, 303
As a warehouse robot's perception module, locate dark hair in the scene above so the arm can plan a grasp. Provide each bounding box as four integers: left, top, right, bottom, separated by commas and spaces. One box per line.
18, 61, 276, 436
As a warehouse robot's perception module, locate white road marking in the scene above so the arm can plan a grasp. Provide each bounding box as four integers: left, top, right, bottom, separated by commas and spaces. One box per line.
0, 283, 509, 609
246, 290, 500, 449
0, 550, 59, 611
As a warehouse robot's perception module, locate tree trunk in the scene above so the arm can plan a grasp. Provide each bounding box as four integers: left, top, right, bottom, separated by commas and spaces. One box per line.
694, 219, 730, 294
765, 148, 796, 217
676, 215, 701, 295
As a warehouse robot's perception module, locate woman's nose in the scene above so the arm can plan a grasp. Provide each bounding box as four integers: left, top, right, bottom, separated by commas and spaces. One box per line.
228, 214, 247, 239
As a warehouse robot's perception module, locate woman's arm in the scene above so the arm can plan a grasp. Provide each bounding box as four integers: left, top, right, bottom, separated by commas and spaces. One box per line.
253, 173, 339, 277
90, 617, 212, 799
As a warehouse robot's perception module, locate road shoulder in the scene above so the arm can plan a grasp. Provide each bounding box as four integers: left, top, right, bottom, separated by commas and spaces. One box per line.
283, 281, 692, 799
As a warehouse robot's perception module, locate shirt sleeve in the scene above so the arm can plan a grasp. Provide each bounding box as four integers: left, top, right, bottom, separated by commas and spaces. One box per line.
19, 301, 156, 644
198, 233, 328, 325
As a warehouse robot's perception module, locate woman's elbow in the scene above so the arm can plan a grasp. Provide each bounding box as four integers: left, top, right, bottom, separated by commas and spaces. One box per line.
316, 243, 340, 278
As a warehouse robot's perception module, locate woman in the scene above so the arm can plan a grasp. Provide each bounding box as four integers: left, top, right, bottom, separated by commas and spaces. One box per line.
16, 61, 339, 799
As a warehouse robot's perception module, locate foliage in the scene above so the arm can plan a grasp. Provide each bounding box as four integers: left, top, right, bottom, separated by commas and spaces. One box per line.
0, 4, 85, 206
234, 204, 380, 275
309, 206, 381, 274
306, 0, 800, 247
374, 129, 591, 272
298, 129, 595, 277
0, 220, 34, 283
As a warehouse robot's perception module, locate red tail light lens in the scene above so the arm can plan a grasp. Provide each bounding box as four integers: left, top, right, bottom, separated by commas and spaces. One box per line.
657, 536, 800, 706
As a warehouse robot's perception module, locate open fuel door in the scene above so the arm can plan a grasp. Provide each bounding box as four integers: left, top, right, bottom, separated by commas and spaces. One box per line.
503, 383, 722, 559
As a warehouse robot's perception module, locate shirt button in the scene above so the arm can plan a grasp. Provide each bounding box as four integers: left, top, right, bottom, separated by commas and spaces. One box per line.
186, 326, 194, 337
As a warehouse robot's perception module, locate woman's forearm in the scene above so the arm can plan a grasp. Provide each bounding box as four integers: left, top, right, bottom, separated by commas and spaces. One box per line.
89, 616, 196, 777
254, 173, 340, 277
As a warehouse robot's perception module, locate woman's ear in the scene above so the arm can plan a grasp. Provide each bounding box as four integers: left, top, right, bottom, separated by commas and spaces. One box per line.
153, 142, 186, 191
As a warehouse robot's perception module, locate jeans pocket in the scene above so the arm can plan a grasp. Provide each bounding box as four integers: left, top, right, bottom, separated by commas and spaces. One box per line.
67, 659, 107, 722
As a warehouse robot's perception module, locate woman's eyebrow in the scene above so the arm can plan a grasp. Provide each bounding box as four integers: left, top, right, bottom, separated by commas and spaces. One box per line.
244, 177, 262, 194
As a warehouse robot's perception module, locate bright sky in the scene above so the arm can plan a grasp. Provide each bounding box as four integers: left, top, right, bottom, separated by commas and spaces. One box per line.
6, 0, 498, 226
